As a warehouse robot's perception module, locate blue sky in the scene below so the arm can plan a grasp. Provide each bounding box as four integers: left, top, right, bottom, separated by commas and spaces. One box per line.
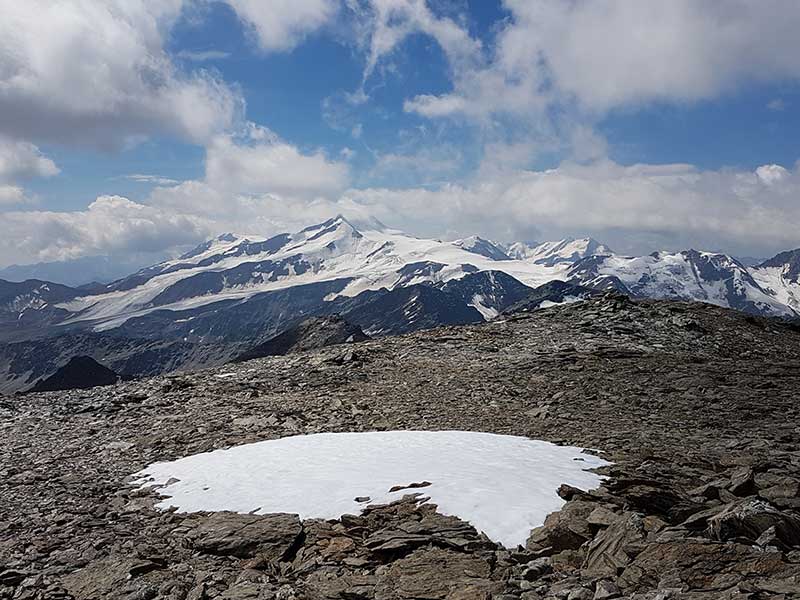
2, 1, 800, 267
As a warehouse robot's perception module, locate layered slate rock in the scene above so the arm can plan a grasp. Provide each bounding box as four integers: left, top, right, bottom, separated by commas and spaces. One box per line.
28, 355, 120, 392
185, 512, 303, 560
233, 315, 368, 362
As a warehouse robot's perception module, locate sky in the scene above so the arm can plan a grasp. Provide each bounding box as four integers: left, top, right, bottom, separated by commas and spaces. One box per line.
1, 0, 800, 269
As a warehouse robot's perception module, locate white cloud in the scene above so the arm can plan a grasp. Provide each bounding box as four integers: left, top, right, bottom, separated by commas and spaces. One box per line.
767, 98, 787, 111
339, 160, 800, 256
0, 137, 59, 182
349, 0, 481, 87
143, 123, 352, 236
399, 1, 800, 123
0, 0, 242, 148
756, 164, 790, 185
176, 49, 232, 62
123, 174, 182, 186
203, 125, 350, 197
225, 0, 337, 52
0, 196, 210, 265
0, 136, 59, 206
0, 185, 26, 206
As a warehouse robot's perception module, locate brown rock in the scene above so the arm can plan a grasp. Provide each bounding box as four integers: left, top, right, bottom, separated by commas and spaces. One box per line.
187, 512, 303, 559
617, 539, 793, 593
374, 547, 499, 599
527, 501, 595, 553
582, 512, 646, 578
706, 499, 800, 546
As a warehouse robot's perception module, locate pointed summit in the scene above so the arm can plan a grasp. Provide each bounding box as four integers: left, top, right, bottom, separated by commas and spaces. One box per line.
298, 214, 363, 242
452, 236, 511, 260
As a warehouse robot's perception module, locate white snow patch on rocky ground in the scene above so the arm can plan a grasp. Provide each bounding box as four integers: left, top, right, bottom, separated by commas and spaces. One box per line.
134, 430, 609, 548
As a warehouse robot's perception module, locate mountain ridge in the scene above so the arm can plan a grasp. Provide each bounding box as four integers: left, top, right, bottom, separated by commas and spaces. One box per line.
2, 216, 800, 393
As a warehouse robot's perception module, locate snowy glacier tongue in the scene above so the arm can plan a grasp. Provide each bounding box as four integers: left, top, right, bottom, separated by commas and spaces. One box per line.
134, 430, 609, 548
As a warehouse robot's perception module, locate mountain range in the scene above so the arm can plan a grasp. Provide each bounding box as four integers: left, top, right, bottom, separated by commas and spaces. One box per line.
1, 214, 799, 393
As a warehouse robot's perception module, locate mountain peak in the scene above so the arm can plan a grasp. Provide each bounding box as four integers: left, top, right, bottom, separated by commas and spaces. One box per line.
452, 236, 511, 261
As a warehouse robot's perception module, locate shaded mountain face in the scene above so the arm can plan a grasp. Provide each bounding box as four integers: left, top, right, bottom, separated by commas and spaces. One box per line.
452, 236, 511, 260
29, 355, 120, 392
437, 270, 534, 320
326, 270, 534, 336
504, 280, 600, 315
233, 316, 368, 362
0, 279, 81, 343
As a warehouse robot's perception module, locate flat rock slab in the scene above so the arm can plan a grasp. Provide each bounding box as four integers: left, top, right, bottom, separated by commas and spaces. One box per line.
186, 512, 303, 560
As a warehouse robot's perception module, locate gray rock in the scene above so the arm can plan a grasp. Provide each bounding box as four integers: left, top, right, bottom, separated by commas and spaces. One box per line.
583, 513, 646, 578
187, 512, 303, 560
706, 499, 800, 546
593, 580, 621, 599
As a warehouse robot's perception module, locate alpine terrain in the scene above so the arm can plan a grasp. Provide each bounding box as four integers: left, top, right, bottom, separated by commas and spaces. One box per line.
2, 293, 799, 599
2, 216, 800, 394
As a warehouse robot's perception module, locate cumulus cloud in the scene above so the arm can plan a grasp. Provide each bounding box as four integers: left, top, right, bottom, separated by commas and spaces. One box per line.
400, 1, 800, 122
225, 0, 337, 52
755, 164, 790, 185
0, 196, 210, 265
0, 137, 59, 182
4, 156, 800, 266
0, 186, 26, 206
348, 0, 481, 88
0, 0, 242, 148
151, 124, 351, 218
0, 136, 59, 205
339, 160, 800, 256
204, 125, 350, 197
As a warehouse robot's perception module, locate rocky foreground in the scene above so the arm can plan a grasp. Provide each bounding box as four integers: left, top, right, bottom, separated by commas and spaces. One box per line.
1, 294, 800, 599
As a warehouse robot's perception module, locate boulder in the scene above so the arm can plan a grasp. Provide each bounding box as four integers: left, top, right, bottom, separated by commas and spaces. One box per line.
374, 547, 500, 600
187, 512, 303, 560
582, 512, 646, 578
527, 501, 596, 553
706, 499, 800, 546
617, 539, 793, 593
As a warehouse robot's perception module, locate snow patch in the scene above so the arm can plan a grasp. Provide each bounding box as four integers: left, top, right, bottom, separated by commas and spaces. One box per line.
469, 294, 499, 320
133, 430, 609, 548
539, 295, 582, 309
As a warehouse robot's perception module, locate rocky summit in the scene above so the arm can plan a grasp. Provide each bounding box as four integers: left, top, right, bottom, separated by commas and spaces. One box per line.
2, 294, 800, 600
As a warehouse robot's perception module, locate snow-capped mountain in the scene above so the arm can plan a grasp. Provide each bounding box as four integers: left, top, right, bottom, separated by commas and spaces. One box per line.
53, 216, 567, 333
452, 236, 511, 261
567, 250, 798, 318
504, 238, 613, 265
3, 214, 800, 393
750, 249, 800, 316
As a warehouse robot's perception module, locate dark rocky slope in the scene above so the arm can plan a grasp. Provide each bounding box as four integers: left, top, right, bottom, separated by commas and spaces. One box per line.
29, 355, 121, 392
504, 280, 599, 314
1, 294, 799, 599
232, 315, 368, 362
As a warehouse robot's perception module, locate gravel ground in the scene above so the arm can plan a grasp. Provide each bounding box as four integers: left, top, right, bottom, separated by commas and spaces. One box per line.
2, 294, 799, 599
